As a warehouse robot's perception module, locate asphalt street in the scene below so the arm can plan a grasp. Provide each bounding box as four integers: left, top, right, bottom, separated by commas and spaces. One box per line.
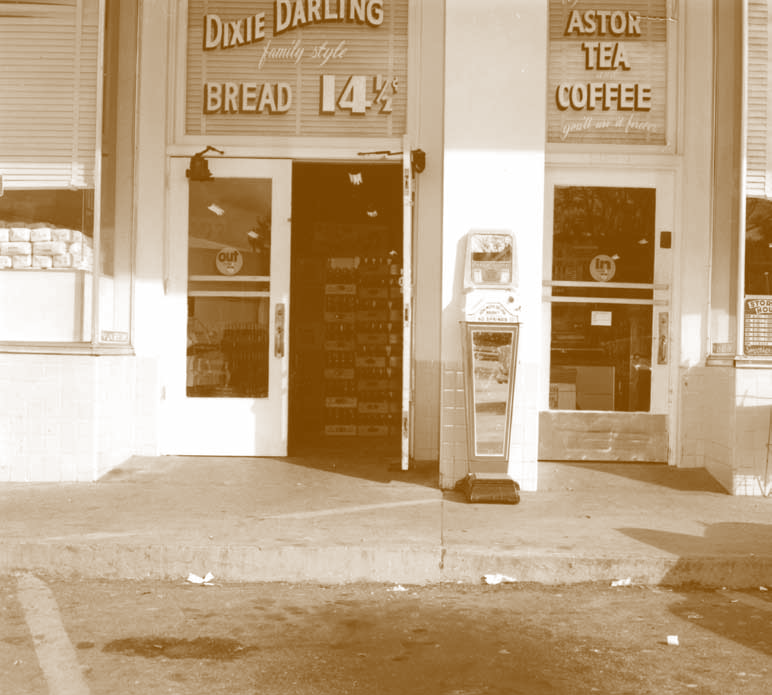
2, 577, 771, 695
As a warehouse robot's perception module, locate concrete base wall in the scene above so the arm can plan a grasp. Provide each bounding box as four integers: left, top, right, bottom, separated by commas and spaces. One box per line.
0, 354, 158, 481
734, 366, 772, 496
680, 365, 735, 489
681, 364, 772, 496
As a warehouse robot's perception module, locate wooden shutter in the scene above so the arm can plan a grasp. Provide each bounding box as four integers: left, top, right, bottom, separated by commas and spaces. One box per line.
746, 0, 769, 197
0, 0, 100, 190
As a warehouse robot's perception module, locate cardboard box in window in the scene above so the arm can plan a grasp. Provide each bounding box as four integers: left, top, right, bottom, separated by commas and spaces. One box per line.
549, 383, 576, 410
575, 366, 615, 411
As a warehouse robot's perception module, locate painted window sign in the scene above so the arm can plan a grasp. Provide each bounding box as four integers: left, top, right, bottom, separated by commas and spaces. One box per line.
745, 298, 772, 355
185, 0, 408, 137
547, 1, 669, 145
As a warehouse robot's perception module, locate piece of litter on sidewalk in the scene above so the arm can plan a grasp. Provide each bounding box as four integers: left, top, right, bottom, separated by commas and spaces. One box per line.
666, 635, 679, 646
687, 613, 703, 620
760, 586, 768, 591
186, 572, 215, 585
483, 574, 517, 585
611, 578, 632, 587
388, 584, 407, 592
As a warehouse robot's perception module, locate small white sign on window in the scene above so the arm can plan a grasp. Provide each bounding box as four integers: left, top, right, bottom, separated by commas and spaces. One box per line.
591, 310, 612, 327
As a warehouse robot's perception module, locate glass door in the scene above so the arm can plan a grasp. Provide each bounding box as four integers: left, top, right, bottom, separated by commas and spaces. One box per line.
541, 171, 673, 462
163, 158, 291, 456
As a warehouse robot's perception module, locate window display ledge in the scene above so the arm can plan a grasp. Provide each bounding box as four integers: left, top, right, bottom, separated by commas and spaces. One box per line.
734, 356, 772, 369
0, 342, 134, 356
706, 354, 735, 367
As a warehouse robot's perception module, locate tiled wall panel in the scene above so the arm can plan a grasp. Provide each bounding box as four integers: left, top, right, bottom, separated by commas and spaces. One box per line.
0, 354, 158, 482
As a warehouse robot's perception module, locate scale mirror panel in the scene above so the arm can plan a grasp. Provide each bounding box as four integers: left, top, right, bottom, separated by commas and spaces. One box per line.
465, 324, 519, 458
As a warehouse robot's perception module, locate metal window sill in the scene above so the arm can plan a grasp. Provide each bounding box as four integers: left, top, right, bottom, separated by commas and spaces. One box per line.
0, 342, 135, 356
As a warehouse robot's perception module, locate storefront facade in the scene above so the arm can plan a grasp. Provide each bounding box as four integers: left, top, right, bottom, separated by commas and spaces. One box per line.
1, 0, 769, 496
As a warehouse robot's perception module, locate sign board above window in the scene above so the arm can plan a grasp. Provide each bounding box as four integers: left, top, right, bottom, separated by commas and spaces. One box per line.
547, 0, 669, 146
185, 0, 408, 138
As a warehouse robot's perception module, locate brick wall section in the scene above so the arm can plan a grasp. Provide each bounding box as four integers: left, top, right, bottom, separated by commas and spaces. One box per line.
0, 354, 158, 482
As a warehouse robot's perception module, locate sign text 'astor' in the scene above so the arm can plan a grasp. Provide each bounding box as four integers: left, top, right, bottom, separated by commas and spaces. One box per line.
564, 9, 642, 36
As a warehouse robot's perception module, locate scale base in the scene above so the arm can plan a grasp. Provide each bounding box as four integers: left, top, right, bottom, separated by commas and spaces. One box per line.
459, 472, 520, 504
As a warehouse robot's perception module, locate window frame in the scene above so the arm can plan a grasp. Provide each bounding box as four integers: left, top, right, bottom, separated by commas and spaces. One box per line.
0, 0, 136, 354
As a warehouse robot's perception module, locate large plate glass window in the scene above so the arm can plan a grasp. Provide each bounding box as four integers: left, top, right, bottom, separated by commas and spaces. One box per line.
549, 186, 655, 412
0, 0, 135, 345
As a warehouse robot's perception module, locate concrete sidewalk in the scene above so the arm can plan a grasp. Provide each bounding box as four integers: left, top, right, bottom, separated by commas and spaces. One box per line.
0, 456, 771, 588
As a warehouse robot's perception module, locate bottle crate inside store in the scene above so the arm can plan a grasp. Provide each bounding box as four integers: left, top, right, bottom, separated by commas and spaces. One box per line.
357, 332, 388, 346
325, 282, 357, 296
355, 355, 386, 369
324, 256, 358, 282
357, 400, 390, 415
323, 367, 355, 380
321, 252, 402, 441
324, 294, 356, 322
357, 378, 398, 392
325, 396, 358, 409
358, 425, 390, 437
325, 322, 355, 340
358, 257, 392, 277
325, 423, 357, 436
356, 307, 389, 322
325, 339, 356, 351
359, 286, 388, 300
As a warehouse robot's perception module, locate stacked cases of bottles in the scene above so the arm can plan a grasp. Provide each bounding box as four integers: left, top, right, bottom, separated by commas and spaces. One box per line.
356, 256, 402, 437
323, 257, 358, 436
323, 256, 402, 437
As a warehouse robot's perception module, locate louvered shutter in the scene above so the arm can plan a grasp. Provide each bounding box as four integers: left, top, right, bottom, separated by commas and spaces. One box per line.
0, 0, 100, 190
747, 0, 769, 197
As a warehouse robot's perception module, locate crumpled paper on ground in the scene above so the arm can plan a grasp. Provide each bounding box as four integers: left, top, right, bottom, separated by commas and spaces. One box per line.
482, 573, 517, 585
187, 572, 215, 585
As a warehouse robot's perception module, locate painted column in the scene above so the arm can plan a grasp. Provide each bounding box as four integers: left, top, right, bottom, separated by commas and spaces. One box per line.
440, 0, 547, 490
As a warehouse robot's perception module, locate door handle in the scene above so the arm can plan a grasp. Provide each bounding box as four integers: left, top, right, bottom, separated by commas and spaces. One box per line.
657, 311, 668, 365
275, 303, 286, 358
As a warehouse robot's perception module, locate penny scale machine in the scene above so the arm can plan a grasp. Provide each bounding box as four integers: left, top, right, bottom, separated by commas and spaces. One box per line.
459, 231, 521, 504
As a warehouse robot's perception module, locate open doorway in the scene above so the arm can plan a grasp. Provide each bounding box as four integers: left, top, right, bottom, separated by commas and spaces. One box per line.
289, 161, 403, 455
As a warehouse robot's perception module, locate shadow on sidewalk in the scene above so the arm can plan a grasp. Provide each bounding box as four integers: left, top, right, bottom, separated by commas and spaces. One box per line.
620, 522, 772, 658
99, 452, 440, 490
540, 461, 729, 493
619, 523, 772, 655
618, 523, 772, 557
283, 452, 440, 489
669, 587, 772, 657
